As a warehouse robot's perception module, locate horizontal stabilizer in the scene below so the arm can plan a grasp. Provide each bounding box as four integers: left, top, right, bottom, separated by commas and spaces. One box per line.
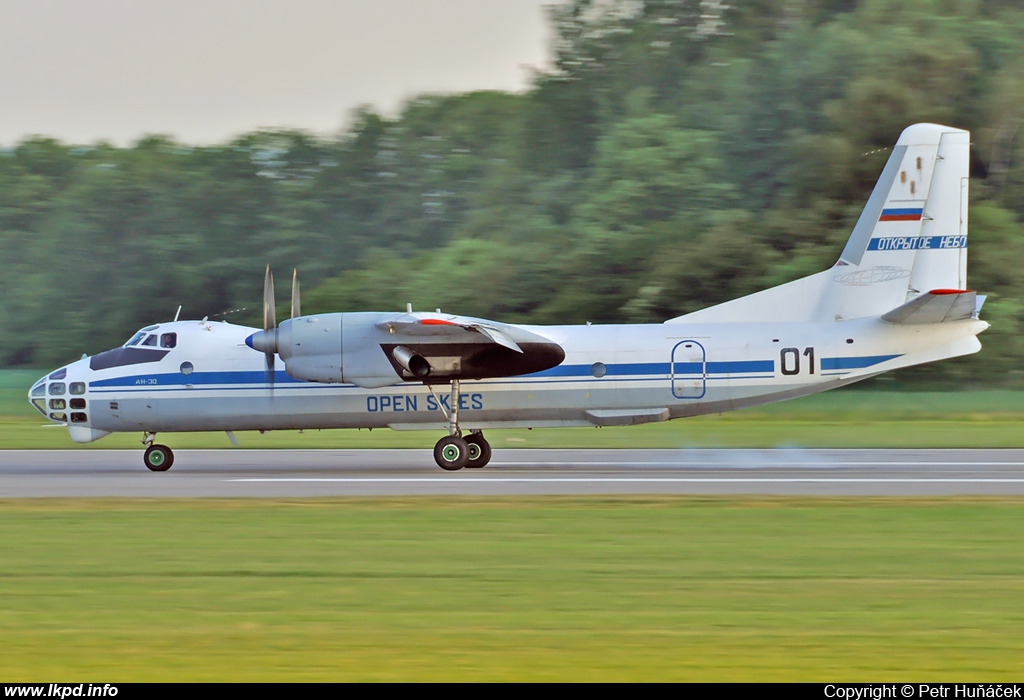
881, 290, 977, 325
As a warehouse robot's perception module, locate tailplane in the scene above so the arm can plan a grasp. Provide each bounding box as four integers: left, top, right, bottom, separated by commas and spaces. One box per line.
668, 123, 972, 324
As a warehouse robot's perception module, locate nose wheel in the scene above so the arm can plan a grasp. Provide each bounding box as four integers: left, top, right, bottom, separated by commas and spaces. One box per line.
429, 379, 492, 470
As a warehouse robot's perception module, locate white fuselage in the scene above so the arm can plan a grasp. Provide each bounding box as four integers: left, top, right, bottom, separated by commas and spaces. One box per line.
31, 315, 985, 443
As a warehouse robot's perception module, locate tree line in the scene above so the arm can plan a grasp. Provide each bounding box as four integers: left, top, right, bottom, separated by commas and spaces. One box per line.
3, 0, 1024, 386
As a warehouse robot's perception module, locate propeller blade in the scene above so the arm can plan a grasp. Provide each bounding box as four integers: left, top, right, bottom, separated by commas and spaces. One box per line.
262, 265, 277, 390
266, 351, 276, 388
263, 265, 277, 333
291, 268, 301, 319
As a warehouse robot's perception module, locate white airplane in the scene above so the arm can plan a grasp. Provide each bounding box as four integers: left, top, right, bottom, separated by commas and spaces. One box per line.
29, 123, 987, 471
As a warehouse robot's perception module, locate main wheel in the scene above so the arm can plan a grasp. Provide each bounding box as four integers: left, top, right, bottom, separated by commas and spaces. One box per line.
463, 433, 492, 469
434, 435, 469, 471
144, 444, 174, 472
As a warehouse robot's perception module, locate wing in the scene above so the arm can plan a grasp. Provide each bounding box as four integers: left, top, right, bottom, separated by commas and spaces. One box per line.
370, 312, 564, 383
376, 313, 524, 353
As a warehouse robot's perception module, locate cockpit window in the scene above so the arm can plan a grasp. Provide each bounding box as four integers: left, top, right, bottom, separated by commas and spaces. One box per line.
141, 334, 158, 347
160, 333, 177, 349
125, 332, 146, 347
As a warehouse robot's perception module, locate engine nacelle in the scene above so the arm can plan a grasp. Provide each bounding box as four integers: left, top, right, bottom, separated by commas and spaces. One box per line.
247, 311, 565, 388
275, 313, 401, 388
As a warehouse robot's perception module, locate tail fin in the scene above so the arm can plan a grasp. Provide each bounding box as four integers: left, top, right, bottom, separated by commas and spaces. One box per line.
668, 123, 971, 324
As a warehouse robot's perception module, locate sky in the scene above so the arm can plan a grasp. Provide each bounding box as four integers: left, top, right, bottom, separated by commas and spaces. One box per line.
0, 0, 555, 146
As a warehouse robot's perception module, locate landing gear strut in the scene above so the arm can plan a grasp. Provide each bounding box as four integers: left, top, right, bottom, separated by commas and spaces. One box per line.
142, 432, 174, 472
430, 379, 491, 471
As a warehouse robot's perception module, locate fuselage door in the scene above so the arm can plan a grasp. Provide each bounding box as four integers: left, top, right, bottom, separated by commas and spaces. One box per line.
671, 340, 706, 399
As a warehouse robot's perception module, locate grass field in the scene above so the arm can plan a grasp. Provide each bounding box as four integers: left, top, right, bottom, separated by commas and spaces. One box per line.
6, 370, 1024, 680
2, 497, 1023, 681
5, 368, 1024, 448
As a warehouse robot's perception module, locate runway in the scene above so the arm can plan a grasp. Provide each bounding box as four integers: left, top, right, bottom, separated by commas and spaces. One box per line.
2, 448, 1024, 497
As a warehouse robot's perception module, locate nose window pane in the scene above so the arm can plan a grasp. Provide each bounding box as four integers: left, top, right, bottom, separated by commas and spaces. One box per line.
70, 382, 86, 395
48, 383, 66, 396
49, 368, 67, 380
31, 384, 46, 397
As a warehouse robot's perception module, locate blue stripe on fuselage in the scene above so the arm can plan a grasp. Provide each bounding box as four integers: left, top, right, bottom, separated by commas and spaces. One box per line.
88, 355, 897, 390
527, 360, 774, 378
89, 370, 310, 388
820, 354, 901, 370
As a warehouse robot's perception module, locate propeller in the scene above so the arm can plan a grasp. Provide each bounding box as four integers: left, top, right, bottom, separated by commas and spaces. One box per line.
247, 266, 301, 389
262, 265, 277, 387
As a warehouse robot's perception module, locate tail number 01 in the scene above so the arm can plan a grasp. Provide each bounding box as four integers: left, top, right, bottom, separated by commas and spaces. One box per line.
780, 347, 815, 376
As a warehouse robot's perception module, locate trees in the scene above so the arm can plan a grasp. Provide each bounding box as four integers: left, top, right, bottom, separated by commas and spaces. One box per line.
4, 1, 1024, 385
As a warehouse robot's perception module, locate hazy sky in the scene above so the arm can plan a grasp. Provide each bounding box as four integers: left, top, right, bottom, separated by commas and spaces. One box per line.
0, 0, 555, 146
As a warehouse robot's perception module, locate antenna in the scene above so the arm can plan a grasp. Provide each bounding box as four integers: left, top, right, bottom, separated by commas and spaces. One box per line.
173, 305, 182, 322
407, 303, 413, 313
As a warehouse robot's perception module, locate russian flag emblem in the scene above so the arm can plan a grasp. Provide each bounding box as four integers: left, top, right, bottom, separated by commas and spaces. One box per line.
879, 207, 923, 222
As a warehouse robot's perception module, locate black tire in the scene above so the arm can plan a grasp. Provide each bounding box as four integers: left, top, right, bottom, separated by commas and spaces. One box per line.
434, 435, 469, 471
463, 433, 492, 469
144, 444, 174, 472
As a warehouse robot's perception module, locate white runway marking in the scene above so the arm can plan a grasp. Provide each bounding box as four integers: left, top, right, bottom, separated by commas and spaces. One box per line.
484, 461, 1024, 467
230, 477, 1024, 484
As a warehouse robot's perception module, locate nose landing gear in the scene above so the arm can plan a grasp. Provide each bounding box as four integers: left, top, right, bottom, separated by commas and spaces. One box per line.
429, 379, 491, 471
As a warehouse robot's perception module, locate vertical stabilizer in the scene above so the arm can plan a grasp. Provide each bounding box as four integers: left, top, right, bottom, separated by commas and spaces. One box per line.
835, 123, 970, 313
667, 123, 971, 325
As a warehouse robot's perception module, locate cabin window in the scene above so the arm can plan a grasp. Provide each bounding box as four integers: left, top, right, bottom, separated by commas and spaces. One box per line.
160, 333, 177, 349
48, 382, 66, 396
70, 382, 86, 395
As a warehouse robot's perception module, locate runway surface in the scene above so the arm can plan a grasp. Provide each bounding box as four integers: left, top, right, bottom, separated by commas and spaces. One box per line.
2, 448, 1024, 497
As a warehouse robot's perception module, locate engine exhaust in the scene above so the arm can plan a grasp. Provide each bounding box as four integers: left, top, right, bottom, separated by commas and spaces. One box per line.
392, 346, 431, 378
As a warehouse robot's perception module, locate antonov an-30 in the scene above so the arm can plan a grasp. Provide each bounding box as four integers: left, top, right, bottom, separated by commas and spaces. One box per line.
29, 123, 987, 471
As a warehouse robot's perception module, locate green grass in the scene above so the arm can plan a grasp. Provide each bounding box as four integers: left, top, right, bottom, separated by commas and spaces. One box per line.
2, 497, 1023, 681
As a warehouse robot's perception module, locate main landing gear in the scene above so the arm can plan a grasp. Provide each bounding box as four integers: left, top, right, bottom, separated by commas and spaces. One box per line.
430, 379, 491, 471
142, 432, 174, 472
